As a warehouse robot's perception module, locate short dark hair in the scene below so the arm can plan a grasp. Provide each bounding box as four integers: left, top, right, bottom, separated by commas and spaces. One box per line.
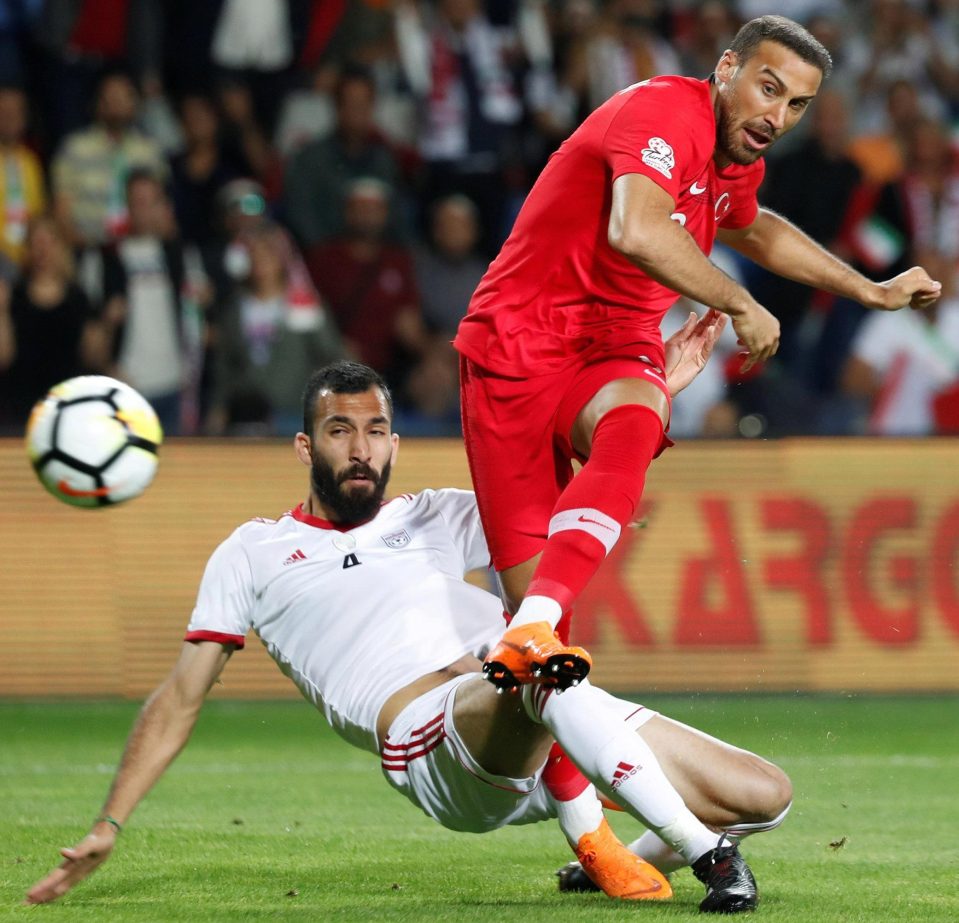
729, 15, 832, 79
302, 361, 393, 436
334, 64, 375, 105
125, 166, 165, 197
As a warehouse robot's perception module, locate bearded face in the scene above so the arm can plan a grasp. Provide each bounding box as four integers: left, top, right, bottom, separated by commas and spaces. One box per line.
298, 385, 397, 524
310, 450, 392, 524
713, 42, 823, 167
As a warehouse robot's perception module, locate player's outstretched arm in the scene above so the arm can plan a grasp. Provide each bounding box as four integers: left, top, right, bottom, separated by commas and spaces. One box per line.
718, 209, 942, 311
663, 309, 727, 397
25, 641, 232, 905
609, 174, 779, 371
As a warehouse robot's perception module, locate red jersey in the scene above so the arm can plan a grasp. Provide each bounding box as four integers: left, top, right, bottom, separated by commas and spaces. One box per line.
454, 76, 764, 377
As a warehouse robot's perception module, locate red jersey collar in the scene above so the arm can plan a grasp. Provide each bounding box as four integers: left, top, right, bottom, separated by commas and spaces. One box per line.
291, 501, 381, 532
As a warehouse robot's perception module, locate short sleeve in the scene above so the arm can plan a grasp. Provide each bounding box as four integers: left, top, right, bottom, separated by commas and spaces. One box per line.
717, 160, 764, 230
604, 81, 710, 201
184, 531, 255, 648
431, 488, 491, 573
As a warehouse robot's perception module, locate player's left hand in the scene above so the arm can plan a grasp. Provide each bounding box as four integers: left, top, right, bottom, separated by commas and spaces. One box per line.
874, 266, 942, 311
663, 309, 727, 396
24, 827, 116, 904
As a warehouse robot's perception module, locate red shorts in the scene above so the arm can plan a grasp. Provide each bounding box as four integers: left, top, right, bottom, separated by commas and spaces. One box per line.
460, 354, 672, 572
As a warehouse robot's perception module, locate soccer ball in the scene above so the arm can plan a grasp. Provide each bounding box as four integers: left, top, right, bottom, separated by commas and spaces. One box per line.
25, 376, 163, 508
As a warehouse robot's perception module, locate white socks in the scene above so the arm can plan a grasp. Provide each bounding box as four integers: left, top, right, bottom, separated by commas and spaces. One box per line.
508, 595, 563, 631
533, 680, 717, 864
548, 783, 605, 846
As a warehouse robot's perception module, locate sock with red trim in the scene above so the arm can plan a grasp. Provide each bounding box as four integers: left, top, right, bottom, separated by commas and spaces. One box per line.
529, 680, 717, 864
510, 405, 663, 631
541, 742, 603, 845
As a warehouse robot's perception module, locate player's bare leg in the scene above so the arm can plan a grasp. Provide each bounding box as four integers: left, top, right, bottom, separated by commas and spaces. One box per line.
451, 677, 671, 900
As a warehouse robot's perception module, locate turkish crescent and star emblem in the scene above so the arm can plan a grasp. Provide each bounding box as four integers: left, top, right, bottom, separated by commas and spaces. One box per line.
714, 192, 731, 221
381, 529, 411, 549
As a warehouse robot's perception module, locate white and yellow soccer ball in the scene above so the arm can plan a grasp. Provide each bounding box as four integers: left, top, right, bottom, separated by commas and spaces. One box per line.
25, 376, 163, 508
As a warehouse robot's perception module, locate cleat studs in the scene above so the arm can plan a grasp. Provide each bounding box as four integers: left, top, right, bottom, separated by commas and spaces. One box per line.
570, 679, 579, 686
496, 687, 504, 695
551, 664, 560, 672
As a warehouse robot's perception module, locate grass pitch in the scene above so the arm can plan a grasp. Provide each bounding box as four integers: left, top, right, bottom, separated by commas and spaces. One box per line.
1, 695, 957, 922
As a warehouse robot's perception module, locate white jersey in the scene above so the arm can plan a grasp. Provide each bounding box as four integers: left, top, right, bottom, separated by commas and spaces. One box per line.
186, 489, 504, 754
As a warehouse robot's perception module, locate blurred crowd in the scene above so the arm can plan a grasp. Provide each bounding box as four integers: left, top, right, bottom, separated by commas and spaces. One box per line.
1, 0, 959, 439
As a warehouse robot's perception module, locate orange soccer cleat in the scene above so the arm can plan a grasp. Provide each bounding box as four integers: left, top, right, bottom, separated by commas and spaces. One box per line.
574, 819, 672, 901
481, 620, 592, 691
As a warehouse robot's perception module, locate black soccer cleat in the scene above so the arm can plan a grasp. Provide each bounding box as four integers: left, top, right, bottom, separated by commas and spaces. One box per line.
692, 839, 758, 914
556, 861, 601, 893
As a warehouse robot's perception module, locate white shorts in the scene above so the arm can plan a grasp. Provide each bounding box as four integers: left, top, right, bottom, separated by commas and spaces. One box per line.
380, 673, 555, 833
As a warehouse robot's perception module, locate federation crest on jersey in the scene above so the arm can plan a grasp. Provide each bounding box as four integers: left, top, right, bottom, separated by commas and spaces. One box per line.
641, 137, 674, 179
381, 529, 411, 549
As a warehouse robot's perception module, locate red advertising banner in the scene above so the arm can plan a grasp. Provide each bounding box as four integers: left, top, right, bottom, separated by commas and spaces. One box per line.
1, 438, 957, 696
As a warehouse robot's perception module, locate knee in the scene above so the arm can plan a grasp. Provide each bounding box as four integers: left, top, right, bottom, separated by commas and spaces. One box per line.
747, 759, 793, 823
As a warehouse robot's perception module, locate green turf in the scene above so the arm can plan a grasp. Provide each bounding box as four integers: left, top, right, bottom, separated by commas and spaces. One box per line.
1, 695, 957, 922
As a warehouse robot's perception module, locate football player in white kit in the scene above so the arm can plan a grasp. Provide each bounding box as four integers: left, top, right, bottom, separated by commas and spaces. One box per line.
28, 322, 792, 914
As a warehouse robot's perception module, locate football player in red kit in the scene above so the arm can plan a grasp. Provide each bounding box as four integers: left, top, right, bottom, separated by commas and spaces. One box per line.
454, 15, 941, 690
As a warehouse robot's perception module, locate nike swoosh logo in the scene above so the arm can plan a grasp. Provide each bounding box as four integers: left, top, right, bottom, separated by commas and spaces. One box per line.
57, 480, 111, 498
690, 181, 707, 195
577, 514, 615, 531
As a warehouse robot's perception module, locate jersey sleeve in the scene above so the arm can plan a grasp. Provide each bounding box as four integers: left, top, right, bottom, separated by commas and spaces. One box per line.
604, 81, 710, 202
718, 160, 765, 230
184, 530, 255, 648
431, 488, 491, 573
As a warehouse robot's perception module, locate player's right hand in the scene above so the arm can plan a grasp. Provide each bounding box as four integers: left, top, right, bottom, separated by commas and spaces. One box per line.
728, 300, 780, 371
24, 828, 116, 904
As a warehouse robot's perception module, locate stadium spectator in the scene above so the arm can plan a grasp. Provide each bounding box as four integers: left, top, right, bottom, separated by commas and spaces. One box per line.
837, 0, 959, 137
394, 194, 485, 437
817, 116, 959, 423
26, 357, 788, 915
676, 1, 738, 78
31, 0, 165, 147
282, 65, 409, 248
845, 78, 925, 186
524, 0, 597, 149
202, 177, 270, 303
414, 194, 486, 338
169, 94, 250, 246
841, 250, 959, 435
213, 77, 276, 190
0, 217, 98, 432
78, 170, 210, 435
736, 0, 843, 23
208, 221, 345, 436
306, 177, 427, 391
0, 0, 42, 87
51, 71, 167, 248
394, 0, 523, 253
0, 85, 47, 276
584, 0, 681, 111
209, 0, 296, 138
273, 62, 337, 158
